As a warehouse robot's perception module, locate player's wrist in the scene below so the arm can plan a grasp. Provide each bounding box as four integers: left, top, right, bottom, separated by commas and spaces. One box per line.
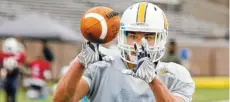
148, 75, 159, 85
144, 71, 156, 83
69, 56, 86, 70
76, 55, 86, 67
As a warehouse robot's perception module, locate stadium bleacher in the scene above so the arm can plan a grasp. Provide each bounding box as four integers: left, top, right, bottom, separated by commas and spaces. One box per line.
0, 0, 227, 41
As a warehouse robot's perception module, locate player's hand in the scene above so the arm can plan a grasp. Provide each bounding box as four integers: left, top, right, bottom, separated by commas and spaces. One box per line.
0, 68, 7, 79
77, 41, 114, 68
122, 39, 157, 83
77, 41, 101, 68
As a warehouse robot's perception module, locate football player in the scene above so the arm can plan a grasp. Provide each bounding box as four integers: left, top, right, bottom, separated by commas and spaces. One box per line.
1, 37, 27, 102
25, 55, 51, 99
54, 2, 195, 102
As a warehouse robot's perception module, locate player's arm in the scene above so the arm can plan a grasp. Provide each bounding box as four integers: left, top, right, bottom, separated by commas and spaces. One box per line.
73, 78, 89, 101
149, 77, 184, 102
150, 64, 195, 102
54, 42, 101, 102
0, 68, 6, 79
17, 64, 30, 76
43, 62, 53, 82
53, 59, 87, 102
15, 52, 30, 75
0, 68, 1, 79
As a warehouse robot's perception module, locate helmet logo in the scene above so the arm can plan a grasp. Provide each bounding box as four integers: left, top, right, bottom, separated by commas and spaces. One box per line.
133, 22, 148, 26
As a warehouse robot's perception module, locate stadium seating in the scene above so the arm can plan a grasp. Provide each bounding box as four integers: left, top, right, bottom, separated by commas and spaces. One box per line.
0, 0, 226, 39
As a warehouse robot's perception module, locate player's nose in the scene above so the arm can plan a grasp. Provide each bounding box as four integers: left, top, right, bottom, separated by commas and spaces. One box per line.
135, 40, 142, 46
135, 33, 145, 46
136, 37, 145, 46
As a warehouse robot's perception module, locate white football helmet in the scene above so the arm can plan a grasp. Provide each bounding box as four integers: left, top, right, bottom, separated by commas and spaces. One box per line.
118, 2, 168, 64
2, 37, 20, 54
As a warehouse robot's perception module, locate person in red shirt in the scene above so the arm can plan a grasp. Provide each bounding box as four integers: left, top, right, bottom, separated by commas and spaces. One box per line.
0, 37, 27, 102
29, 55, 50, 81
26, 55, 51, 99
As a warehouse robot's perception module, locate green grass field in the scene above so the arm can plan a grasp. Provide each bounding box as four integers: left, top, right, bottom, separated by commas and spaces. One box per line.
0, 87, 229, 102
193, 88, 229, 102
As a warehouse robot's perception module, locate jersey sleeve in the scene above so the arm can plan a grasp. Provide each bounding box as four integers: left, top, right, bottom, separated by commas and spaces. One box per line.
0, 52, 5, 68
82, 61, 106, 98
170, 63, 195, 102
16, 52, 26, 64
27, 61, 33, 69
82, 68, 93, 91
45, 61, 51, 70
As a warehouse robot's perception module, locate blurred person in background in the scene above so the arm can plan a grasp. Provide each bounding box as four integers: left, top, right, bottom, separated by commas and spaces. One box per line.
0, 52, 7, 90
15, 36, 26, 52
25, 54, 51, 99
0, 59, 7, 92
41, 40, 54, 63
161, 39, 181, 64
0, 37, 27, 102
15, 36, 29, 91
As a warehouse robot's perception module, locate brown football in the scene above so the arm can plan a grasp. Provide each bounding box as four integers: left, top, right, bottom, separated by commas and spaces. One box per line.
80, 6, 120, 44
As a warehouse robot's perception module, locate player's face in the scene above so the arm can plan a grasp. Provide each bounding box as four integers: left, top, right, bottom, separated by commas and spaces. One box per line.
126, 31, 156, 47
125, 31, 156, 67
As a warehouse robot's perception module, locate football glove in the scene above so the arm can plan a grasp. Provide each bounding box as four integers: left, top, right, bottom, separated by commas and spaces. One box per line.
77, 41, 114, 68
122, 38, 157, 83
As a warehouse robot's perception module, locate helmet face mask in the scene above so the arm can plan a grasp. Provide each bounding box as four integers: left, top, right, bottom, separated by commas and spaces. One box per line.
117, 2, 168, 64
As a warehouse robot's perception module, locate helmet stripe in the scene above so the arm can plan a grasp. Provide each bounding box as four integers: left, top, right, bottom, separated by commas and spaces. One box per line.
143, 3, 148, 22
162, 12, 168, 30
137, 2, 147, 23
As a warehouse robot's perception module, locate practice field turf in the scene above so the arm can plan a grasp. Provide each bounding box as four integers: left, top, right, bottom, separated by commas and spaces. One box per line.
0, 88, 229, 102
193, 88, 229, 102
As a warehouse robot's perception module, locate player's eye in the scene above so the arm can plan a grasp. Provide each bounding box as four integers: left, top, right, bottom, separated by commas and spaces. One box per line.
127, 34, 136, 40
145, 35, 155, 41
131, 35, 136, 39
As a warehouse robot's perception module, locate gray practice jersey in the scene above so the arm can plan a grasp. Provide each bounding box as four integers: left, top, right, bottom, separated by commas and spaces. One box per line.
82, 47, 195, 102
